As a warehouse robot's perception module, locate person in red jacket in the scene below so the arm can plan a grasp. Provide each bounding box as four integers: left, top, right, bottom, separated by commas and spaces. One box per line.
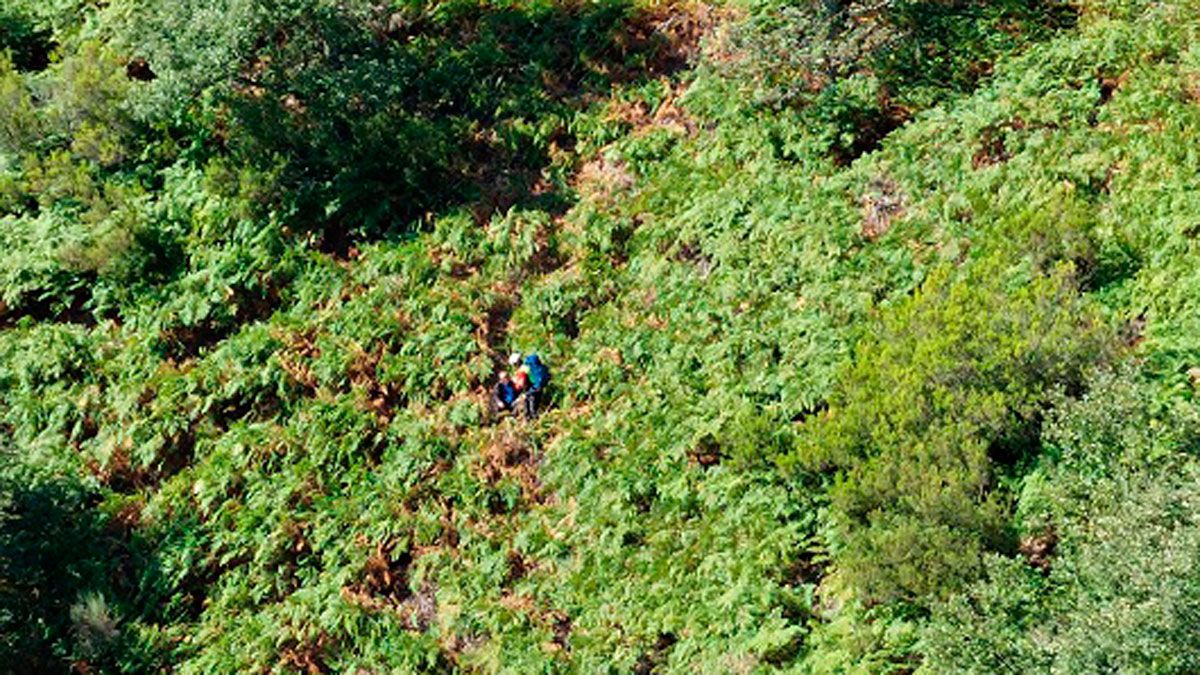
510, 352, 529, 393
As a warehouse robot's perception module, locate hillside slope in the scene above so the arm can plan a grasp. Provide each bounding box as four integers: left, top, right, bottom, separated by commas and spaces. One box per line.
4, 0, 1200, 671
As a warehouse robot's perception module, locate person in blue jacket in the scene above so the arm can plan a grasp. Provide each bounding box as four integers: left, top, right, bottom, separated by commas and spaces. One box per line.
515, 353, 551, 419
492, 371, 517, 413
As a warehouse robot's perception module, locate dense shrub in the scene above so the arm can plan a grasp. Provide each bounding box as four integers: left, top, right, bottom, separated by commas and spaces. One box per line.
708, 0, 1077, 159
924, 372, 1200, 673
0, 453, 136, 671
797, 262, 1114, 604
0, 5, 53, 72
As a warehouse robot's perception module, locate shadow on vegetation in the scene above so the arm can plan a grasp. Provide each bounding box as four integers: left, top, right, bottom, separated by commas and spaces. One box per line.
726, 0, 1078, 164
0, 472, 137, 673
0, 8, 53, 72
221, 0, 697, 255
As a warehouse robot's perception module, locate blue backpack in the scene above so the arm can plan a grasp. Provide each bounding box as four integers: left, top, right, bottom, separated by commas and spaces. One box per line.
524, 354, 550, 390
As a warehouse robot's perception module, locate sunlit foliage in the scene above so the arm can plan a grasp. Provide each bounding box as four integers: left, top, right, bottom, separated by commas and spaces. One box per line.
2, 0, 1199, 671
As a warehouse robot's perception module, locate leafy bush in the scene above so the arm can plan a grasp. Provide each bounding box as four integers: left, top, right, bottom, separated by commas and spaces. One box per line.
797, 262, 1114, 604
0, 452, 138, 672
924, 372, 1200, 673
0, 4, 53, 72
708, 0, 1077, 159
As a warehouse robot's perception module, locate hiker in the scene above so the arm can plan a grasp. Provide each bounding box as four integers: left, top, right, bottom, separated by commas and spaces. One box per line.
509, 352, 526, 384
492, 371, 517, 413
517, 353, 551, 419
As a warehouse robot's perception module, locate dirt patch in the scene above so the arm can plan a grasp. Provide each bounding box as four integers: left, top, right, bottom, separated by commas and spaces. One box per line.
406, 579, 440, 632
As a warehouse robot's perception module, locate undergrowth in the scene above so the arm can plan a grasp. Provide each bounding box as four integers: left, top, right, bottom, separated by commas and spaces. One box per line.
3, 0, 1200, 672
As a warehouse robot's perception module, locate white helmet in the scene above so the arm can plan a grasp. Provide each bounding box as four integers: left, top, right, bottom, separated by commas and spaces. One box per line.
508, 352, 522, 366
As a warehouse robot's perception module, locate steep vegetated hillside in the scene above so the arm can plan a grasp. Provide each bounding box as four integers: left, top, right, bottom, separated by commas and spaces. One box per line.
4, 0, 1200, 671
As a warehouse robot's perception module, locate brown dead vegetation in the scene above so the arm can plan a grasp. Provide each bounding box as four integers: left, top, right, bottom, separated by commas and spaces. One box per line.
974, 115, 1066, 168
627, 1, 724, 76
87, 426, 197, 492
277, 328, 406, 421
276, 327, 320, 392
687, 433, 725, 468
575, 80, 695, 207
437, 253, 481, 280
475, 294, 516, 365
973, 125, 1011, 168
477, 425, 545, 504
347, 340, 403, 420
570, 1, 730, 206
442, 630, 489, 665
504, 550, 533, 587
548, 610, 572, 653
574, 155, 637, 206
279, 632, 332, 674
605, 80, 697, 136
494, 593, 573, 655
1019, 528, 1058, 573
860, 175, 906, 240
341, 538, 441, 631
105, 497, 145, 536
354, 540, 413, 603
457, 1, 722, 225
